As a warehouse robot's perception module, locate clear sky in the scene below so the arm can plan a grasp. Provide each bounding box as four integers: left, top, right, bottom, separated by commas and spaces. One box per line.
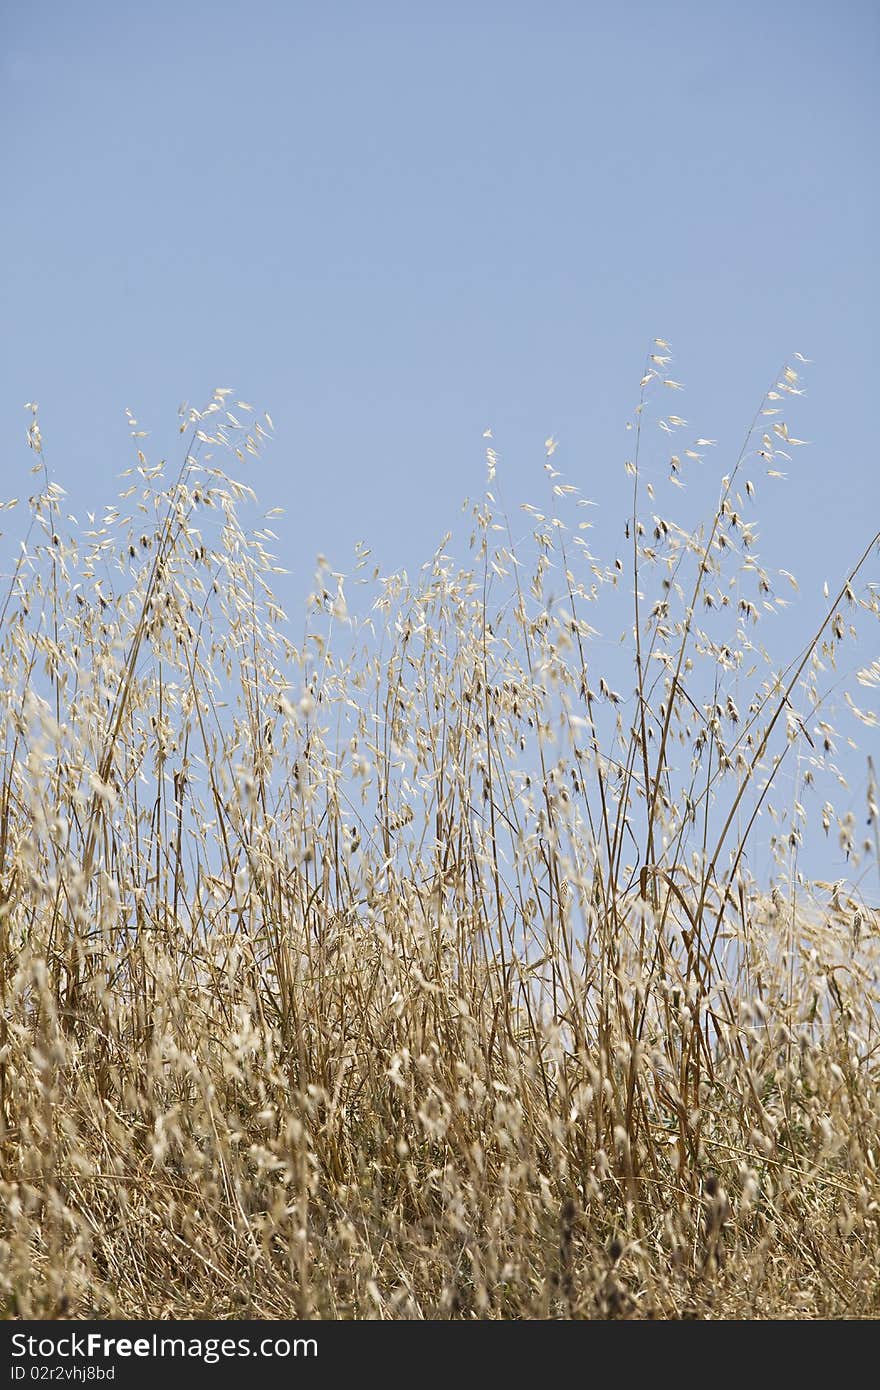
2, 1, 878, 881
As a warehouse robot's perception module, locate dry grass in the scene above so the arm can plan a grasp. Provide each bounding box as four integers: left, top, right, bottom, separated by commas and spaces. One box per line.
1, 355, 878, 1319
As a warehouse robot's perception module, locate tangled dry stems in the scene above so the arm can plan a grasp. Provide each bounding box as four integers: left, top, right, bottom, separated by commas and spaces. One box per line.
1, 356, 878, 1318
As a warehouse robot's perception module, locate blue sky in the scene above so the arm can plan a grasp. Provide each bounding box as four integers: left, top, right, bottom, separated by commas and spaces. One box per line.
2, 0, 878, 882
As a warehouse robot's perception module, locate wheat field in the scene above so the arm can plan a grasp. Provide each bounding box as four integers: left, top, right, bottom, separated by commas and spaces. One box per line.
1, 354, 878, 1319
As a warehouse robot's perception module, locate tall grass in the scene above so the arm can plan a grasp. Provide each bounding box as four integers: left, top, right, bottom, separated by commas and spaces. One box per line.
0, 355, 878, 1318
